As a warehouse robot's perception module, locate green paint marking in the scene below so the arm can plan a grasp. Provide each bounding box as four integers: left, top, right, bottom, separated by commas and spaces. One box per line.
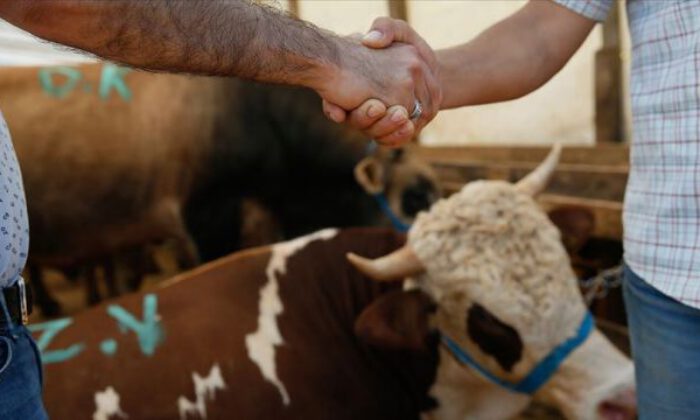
38, 67, 82, 99
107, 294, 163, 356
99, 64, 132, 101
28, 294, 163, 364
28, 318, 85, 364
99, 339, 118, 356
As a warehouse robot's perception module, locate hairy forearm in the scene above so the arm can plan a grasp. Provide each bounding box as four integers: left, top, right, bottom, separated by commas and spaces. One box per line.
437, 1, 596, 109
0, 0, 344, 89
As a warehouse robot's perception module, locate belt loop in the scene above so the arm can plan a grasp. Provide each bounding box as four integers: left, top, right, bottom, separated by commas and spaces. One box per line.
16, 277, 28, 325
0, 286, 14, 335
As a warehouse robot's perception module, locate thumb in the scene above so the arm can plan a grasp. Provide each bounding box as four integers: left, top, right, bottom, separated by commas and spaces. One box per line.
361, 17, 396, 49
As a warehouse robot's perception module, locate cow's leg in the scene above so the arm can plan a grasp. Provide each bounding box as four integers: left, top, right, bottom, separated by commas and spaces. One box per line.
240, 199, 282, 248
125, 246, 159, 292
124, 268, 142, 292
173, 232, 200, 270
159, 201, 200, 269
62, 266, 81, 284
121, 248, 143, 292
28, 263, 61, 317
84, 264, 101, 306
103, 257, 119, 298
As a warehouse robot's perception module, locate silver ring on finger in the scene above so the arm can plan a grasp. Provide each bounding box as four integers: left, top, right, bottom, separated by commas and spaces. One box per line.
409, 100, 423, 121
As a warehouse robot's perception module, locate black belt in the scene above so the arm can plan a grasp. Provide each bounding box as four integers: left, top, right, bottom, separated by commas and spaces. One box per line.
2, 277, 32, 326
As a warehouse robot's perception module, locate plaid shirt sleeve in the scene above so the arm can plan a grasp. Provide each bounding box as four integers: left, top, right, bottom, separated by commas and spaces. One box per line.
551, 0, 613, 22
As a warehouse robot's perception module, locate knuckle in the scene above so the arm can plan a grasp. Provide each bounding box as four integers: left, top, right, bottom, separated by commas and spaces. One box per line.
407, 58, 423, 74
396, 20, 411, 36
372, 16, 391, 31
373, 16, 389, 25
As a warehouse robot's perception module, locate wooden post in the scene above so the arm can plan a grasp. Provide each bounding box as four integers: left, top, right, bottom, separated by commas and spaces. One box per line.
387, 0, 408, 21
287, 0, 299, 17
595, 2, 624, 143
386, 0, 413, 140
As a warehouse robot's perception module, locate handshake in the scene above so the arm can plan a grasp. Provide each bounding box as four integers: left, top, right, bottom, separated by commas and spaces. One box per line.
315, 18, 442, 147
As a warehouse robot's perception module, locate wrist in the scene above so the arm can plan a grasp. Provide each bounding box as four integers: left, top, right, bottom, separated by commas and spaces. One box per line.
301, 32, 346, 88
436, 47, 467, 110
311, 39, 371, 109
299, 46, 340, 92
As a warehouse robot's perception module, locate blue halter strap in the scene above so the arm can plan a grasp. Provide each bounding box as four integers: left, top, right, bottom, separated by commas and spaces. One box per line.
364, 141, 411, 233
440, 311, 595, 395
373, 193, 411, 233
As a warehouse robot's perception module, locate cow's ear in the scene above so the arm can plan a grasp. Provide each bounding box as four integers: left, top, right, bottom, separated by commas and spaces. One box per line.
354, 156, 385, 195
355, 289, 436, 351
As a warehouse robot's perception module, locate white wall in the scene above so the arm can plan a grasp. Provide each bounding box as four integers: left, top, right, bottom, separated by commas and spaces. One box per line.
298, 0, 388, 35
409, 0, 602, 146
0, 21, 92, 66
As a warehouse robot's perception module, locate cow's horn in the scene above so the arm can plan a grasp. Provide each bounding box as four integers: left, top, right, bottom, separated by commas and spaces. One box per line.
347, 246, 425, 281
515, 143, 562, 196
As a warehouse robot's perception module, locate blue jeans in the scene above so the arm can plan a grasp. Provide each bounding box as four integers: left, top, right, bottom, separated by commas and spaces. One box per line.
623, 265, 700, 419
0, 292, 47, 419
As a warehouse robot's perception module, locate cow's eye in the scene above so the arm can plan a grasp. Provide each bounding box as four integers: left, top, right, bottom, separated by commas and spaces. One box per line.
401, 177, 436, 217
466, 304, 523, 372
390, 149, 405, 162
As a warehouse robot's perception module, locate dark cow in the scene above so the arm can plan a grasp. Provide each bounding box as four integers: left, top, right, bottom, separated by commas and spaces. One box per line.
0, 63, 438, 315
30, 227, 634, 420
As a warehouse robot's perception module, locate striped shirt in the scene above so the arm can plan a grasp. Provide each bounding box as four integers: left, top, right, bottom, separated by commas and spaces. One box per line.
554, 0, 700, 308
0, 112, 28, 288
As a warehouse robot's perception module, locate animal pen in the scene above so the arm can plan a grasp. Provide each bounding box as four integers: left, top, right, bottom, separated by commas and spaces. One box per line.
0, 1, 641, 420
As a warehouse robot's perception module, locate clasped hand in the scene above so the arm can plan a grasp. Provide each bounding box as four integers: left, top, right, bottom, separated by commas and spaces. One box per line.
318, 18, 441, 147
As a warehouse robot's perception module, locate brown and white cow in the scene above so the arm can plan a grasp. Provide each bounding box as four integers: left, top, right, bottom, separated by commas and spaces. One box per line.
348, 146, 635, 419
0, 63, 438, 315
32, 150, 634, 419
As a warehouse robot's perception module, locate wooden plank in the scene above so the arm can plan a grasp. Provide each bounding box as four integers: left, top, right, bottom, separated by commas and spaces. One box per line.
433, 161, 628, 201
412, 144, 629, 166
538, 195, 623, 240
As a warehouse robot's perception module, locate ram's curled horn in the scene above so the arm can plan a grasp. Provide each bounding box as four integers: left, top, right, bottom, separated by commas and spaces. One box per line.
515, 143, 562, 196
347, 246, 425, 281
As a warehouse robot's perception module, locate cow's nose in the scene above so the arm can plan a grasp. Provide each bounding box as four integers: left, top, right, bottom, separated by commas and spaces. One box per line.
597, 388, 637, 420
401, 178, 436, 217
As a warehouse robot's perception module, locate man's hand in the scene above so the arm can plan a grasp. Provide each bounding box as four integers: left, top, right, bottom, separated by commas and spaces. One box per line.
323, 17, 442, 146
315, 34, 440, 146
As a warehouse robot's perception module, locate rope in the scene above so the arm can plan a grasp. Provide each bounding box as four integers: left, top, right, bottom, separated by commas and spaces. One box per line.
578, 264, 624, 306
